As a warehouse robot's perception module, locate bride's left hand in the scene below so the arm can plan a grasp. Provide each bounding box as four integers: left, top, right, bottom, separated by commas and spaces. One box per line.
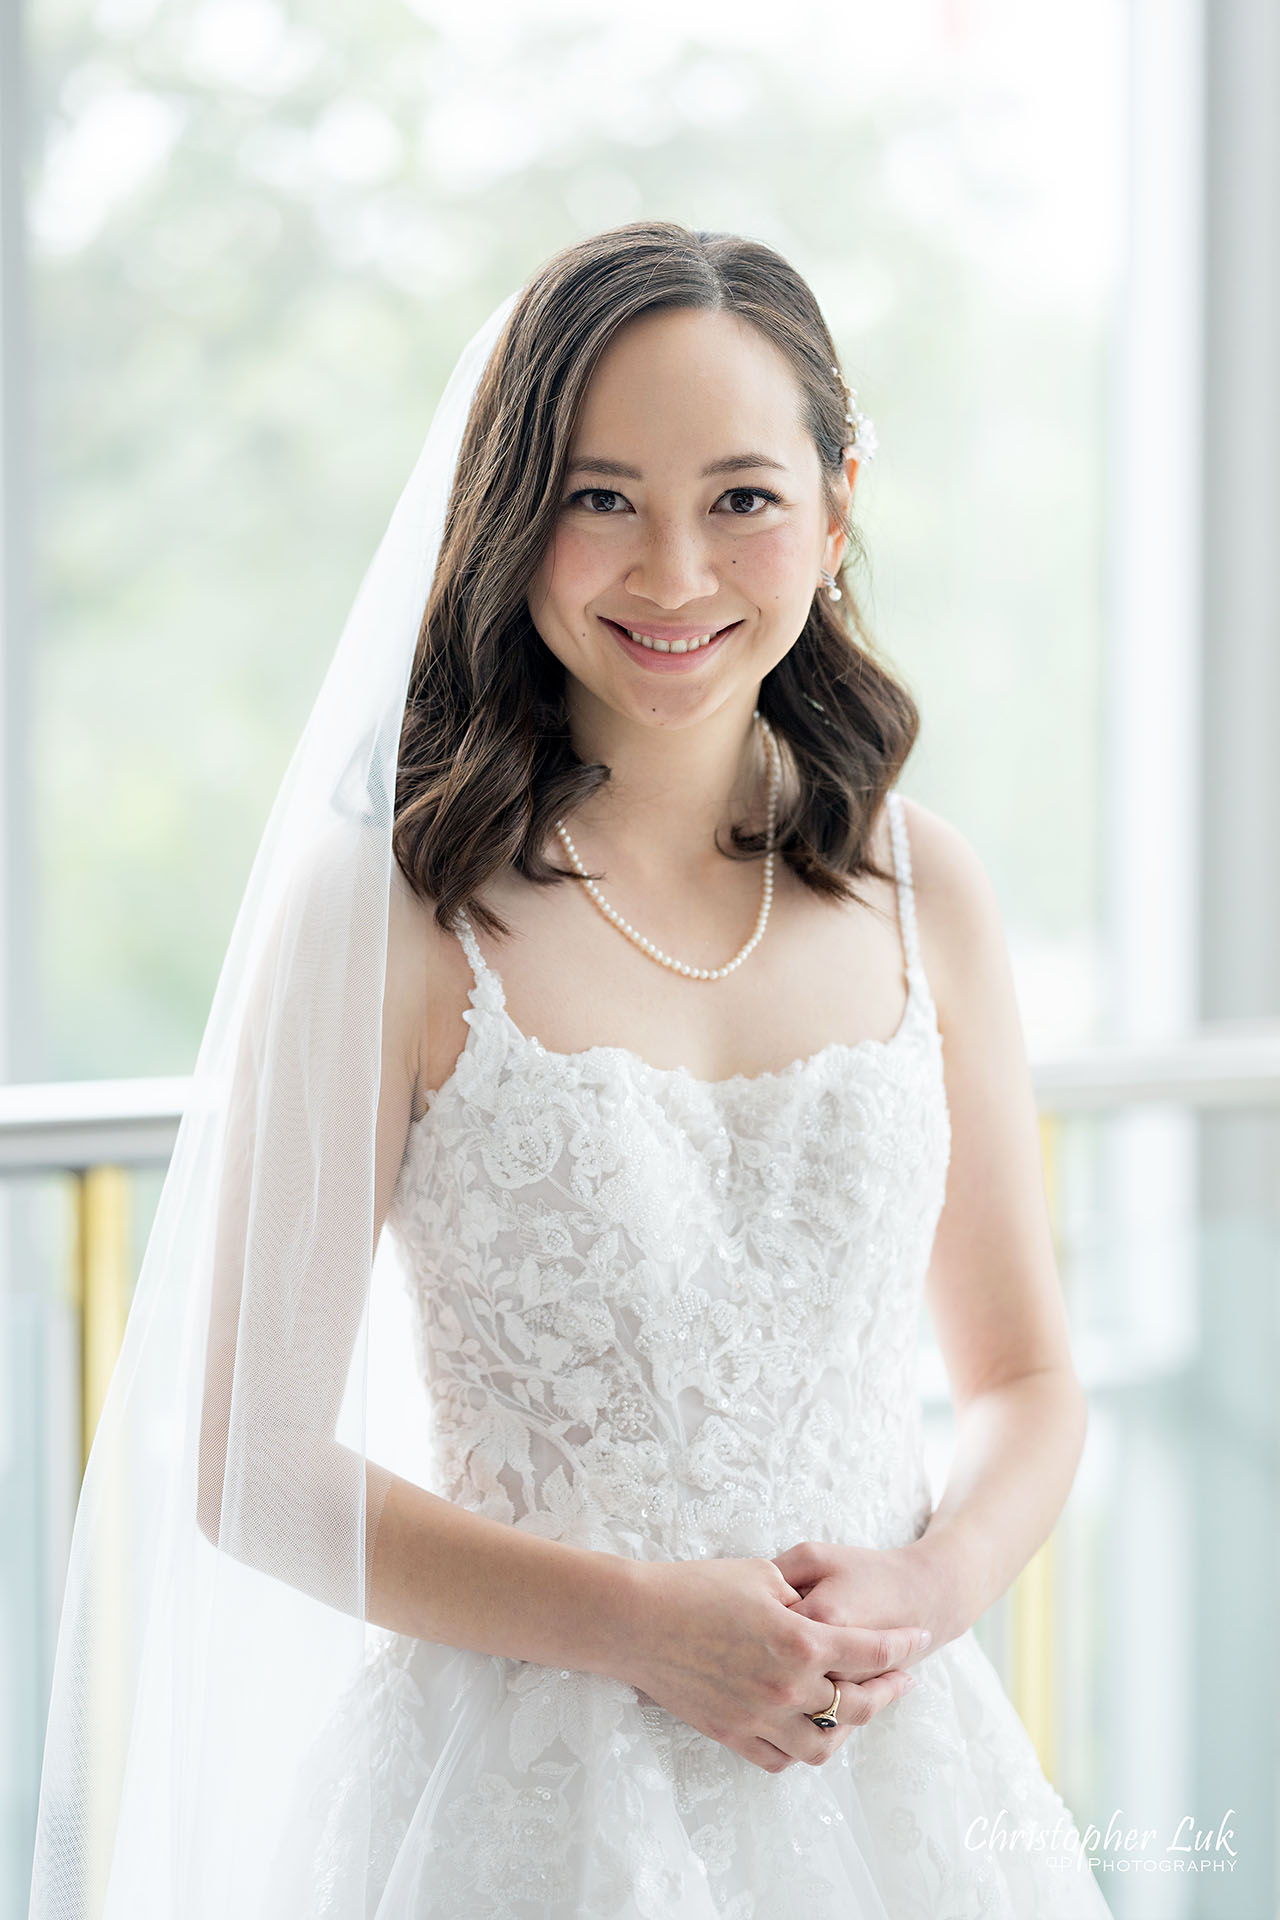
771, 1540, 943, 1664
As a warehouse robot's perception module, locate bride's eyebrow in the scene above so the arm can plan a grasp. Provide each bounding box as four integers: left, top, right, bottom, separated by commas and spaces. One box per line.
565, 453, 789, 479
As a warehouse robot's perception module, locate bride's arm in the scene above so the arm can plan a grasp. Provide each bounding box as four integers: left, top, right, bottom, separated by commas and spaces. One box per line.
195, 849, 638, 1663
774, 800, 1087, 1648
775, 798, 1090, 1651
899, 798, 1089, 1646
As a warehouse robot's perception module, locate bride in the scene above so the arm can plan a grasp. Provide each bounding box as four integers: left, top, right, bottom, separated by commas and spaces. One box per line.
28, 220, 1114, 1918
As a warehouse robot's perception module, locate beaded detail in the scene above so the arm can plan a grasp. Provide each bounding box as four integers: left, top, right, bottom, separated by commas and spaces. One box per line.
552, 709, 779, 981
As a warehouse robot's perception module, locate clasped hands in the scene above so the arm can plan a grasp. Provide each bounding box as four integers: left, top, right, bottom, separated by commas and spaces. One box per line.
618, 1536, 944, 1777
771, 1536, 940, 1704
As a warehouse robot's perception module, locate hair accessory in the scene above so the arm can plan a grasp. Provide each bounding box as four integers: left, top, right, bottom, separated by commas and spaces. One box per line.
831, 362, 878, 465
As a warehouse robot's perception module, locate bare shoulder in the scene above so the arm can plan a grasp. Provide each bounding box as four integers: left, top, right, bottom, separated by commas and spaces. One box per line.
383, 864, 427, 1090
893, 794, 1014, 1032
383, 861, 437, 1089
894, 792, 995, 903
385, 861, 478, 1109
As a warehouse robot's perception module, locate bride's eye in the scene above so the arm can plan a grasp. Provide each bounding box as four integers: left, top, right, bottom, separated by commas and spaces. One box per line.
563, 488, 629, 514
563, 485, 783, 516
717, 487, 783, 515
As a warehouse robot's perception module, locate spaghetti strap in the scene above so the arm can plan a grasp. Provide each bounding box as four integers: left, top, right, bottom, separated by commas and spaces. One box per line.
885, 790, 926, 986
451, 907, 505, 1006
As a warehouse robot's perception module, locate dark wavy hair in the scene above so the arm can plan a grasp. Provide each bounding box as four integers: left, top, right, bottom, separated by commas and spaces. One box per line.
393, 219, 920, 937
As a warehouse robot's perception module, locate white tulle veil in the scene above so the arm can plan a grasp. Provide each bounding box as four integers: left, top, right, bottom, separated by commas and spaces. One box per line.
27, 285, 521, 1920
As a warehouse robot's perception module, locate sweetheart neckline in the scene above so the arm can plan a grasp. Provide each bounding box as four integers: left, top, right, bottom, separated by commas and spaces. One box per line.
409, 964, 938, 1129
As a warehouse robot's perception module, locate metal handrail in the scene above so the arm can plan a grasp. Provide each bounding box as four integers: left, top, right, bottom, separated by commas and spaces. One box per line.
2, 1018, 1279, 1174
1028, 1019, 1280, 1109
0, 1074, 192, 1173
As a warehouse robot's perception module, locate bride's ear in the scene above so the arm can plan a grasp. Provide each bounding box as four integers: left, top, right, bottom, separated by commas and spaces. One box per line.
838, 448, 860, 522
822, 450, 859, 575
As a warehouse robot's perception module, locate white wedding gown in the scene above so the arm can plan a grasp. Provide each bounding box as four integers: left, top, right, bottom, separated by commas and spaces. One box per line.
262, 790, 1115, 1917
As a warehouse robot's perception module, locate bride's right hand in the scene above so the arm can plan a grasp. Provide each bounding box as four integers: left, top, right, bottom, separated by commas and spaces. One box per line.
611, 1554, 930, 1774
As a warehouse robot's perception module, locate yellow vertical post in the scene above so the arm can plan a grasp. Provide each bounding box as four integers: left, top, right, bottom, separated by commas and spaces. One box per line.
77, 1165, 132, 1471
1007, 1111, 1064, 1780
1011, 1532, 1058, 1777
71, 1164, 134, 1917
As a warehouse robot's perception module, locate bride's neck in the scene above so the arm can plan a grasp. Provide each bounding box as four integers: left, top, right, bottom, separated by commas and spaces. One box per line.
563, 698, 774, 888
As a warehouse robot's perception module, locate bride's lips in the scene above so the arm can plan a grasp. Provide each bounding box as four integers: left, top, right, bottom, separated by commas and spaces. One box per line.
600, 617, 742, 672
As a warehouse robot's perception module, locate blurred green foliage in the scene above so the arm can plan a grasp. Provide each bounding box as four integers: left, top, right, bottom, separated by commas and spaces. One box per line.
28, 1, 1109, 1078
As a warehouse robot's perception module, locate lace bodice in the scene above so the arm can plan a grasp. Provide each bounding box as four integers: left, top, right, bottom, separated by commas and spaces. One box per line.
387, 789, 952, 1565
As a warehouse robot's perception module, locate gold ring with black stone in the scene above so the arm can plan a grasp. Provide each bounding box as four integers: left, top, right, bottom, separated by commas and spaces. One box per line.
806, 1681, 840, 1730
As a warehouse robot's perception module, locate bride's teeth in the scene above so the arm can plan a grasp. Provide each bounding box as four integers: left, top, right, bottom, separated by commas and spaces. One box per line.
625, 629, 716, 652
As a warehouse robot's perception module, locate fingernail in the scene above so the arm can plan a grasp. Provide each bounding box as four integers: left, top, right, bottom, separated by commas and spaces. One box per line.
903, 1674, 917, 1690
918, 1629, 932, 1649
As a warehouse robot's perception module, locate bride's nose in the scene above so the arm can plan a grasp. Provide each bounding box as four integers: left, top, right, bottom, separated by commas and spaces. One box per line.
623, 522, 720, 609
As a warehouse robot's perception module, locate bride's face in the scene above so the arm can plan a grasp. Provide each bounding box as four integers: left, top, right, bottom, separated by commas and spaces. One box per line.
526, 306, 855, 730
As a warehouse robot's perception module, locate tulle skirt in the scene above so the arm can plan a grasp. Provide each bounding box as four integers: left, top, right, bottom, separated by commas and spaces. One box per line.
260, 1622, 1115, 1918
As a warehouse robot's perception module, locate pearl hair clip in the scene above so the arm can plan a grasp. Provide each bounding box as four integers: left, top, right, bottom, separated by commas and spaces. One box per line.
832, 363, 878, 465
819, 363, 877, 602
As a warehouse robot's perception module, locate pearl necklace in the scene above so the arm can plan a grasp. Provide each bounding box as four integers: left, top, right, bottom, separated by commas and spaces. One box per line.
553, 711, 780, 982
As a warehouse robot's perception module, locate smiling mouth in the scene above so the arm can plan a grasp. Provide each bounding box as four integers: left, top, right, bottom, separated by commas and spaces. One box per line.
602, 619, 740, 654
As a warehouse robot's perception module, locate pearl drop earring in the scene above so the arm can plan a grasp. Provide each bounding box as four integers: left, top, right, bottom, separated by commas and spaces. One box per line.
820, 568, 842, 602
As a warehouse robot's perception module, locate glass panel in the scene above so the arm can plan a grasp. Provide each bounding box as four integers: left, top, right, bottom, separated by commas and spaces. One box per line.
920, 1099, 1277, 1914
1, 1178, 78, 1912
